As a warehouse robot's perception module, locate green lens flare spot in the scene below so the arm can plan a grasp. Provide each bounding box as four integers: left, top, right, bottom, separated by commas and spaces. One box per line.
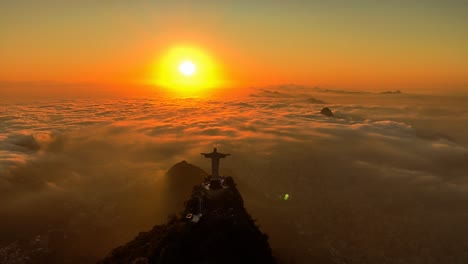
283, 194, 289, 201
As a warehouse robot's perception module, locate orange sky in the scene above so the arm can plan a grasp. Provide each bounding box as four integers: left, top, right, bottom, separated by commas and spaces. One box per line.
1, 1, 468, 92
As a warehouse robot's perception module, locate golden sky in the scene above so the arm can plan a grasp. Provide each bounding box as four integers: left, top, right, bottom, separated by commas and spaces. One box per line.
1, 1, 468, 91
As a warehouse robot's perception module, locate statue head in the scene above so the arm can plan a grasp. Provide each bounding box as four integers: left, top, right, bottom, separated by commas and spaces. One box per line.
213, 147, 217, 152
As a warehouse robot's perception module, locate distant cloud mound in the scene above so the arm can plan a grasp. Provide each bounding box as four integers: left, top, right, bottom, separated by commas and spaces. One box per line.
249, 89, 295, 98
380, 90, 402, 94
416, 130, 455, 142
317, 88, 369, 94
5, 134, 41, 152
305, 97, 326, 104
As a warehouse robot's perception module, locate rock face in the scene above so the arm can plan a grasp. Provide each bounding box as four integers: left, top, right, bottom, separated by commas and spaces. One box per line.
165, 160, 208, 208
320, 107, 334, 117
166, 161, 208, 183
100, 162, 276, 264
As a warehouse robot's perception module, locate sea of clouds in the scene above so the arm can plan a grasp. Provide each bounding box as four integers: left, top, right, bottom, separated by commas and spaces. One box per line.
1, 85, 468, 263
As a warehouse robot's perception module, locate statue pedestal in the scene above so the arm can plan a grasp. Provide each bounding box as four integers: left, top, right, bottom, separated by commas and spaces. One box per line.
209, 179, 222, 190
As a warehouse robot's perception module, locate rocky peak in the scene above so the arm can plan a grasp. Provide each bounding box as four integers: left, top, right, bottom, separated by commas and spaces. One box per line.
100, 162, 275, 264
320, 107, 334, 117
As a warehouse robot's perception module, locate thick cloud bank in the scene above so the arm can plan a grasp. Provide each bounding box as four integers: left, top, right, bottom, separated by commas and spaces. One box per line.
1, 87, 468, 263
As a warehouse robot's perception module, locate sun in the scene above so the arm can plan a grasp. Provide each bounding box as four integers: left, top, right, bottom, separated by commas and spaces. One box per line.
179, 60, 196, 76
152, 45, 224, 93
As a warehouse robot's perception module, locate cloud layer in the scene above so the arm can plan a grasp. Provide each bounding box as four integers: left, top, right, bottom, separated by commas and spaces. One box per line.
1, 87, 468, 262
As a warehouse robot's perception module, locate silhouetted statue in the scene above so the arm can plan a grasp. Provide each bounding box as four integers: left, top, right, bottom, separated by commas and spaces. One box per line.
201, 148, 230, 180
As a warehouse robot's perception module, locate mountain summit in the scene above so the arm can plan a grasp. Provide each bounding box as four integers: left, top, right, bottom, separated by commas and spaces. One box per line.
99, 161, 276, 264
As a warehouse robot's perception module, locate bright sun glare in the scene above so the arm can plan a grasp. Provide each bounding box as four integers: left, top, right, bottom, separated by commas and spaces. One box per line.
179, 61, 196, 76
154, 46, 223, 93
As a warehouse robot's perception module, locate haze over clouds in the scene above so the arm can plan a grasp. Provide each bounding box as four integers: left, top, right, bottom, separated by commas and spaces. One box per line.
1, 86, 468, 262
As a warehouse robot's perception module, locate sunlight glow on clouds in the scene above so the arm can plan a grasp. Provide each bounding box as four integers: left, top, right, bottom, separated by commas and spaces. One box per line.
1, 87, 468, 262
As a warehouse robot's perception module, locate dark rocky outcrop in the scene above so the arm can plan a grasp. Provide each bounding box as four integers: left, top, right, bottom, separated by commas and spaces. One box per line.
320, 107, 334, 117
100, 162, 276, 264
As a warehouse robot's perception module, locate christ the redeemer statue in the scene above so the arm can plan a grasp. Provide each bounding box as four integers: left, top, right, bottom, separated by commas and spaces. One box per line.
201, 148, 230, 180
